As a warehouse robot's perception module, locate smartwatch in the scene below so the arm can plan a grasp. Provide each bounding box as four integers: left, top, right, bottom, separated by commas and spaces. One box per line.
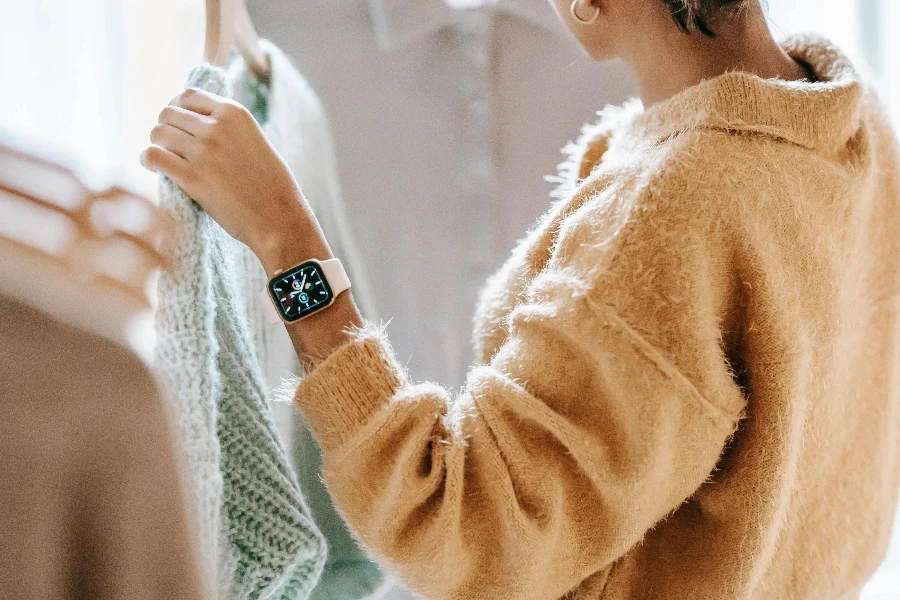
257, 258, 351, 324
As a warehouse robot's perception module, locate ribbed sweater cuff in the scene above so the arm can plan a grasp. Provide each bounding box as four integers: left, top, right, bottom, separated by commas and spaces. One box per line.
294, 324, 406, 451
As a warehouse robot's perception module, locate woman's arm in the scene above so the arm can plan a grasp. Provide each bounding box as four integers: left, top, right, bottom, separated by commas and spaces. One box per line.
142, 89, 743, 600
141, 87, 361, 367
287, 272, 741, 600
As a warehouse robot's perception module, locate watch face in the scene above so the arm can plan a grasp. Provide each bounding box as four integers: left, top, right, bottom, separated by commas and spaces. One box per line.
268, 261, 334, 322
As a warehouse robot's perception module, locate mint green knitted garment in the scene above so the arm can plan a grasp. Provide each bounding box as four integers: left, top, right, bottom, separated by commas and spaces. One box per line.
154, 64, 326, 600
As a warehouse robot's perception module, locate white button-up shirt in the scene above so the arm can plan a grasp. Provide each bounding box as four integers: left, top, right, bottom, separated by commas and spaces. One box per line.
251, 0, 637, 386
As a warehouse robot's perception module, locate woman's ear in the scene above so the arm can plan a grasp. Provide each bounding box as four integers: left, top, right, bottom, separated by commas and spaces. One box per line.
571, 0, 602, 25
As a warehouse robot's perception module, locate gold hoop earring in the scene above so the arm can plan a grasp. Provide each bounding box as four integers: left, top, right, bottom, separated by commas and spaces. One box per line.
570, 0, 600, 25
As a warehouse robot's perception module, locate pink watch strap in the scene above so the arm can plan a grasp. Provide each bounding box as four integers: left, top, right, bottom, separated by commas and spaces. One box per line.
320, 257, 351, 297
257, 258, 351, 325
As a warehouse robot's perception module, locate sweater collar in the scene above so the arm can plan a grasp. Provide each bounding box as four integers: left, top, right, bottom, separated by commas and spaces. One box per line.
613, 35, 864, 156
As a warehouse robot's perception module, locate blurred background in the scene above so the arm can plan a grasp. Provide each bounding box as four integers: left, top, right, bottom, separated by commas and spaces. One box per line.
1, 1, 897, 598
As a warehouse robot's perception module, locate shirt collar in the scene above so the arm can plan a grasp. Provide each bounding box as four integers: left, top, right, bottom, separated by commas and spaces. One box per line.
368, 0, 565, 49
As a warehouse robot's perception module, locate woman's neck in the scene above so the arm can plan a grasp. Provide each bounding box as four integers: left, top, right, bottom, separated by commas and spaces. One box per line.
622, 3, 809, 107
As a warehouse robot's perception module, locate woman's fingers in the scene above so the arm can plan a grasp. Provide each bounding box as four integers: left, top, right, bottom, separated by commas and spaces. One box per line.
171, 87, 222, 116
158, 105, 212, 137
140, 144, 190, 183
149, 123, 196, 161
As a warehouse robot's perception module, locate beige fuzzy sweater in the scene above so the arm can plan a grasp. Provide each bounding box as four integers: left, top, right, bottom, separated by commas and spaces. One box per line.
293, 36, 900, 600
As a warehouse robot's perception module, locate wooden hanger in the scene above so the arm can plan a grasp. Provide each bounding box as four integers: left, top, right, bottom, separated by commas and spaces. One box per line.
0, 137, 171, 354
205, 0, 271, 81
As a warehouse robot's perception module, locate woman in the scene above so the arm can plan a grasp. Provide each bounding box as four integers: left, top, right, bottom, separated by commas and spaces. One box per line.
142, 1, 900, 598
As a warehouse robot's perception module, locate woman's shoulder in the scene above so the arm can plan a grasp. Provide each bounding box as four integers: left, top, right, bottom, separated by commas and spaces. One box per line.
552, 102, 799, 214
592, 120, 828, 224
550, 123, 811, 286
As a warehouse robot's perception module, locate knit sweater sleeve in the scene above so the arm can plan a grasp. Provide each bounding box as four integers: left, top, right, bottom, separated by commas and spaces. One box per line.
293, 173, 745, 600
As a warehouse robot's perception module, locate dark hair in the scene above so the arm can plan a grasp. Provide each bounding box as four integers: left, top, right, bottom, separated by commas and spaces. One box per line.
662, 0, 747, 37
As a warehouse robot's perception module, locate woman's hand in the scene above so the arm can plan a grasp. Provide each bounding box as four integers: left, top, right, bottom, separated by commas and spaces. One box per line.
141, 87, 311, 261
141, 87, 360, 365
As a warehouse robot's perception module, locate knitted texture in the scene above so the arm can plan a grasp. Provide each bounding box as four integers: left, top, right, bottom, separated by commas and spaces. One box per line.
154, 65, 230, 597
292, 35, 900, 600
228, 41, 386, 600
155, 64, 326, 600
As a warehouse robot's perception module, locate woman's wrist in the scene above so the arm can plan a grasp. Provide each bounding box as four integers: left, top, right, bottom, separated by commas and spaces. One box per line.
250, 201, 364, 369
287, 291, 363, 371
252, 203, 333, 278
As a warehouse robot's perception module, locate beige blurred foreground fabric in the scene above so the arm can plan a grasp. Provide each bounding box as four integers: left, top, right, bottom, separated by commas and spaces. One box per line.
0, 294, 208, 600
293, 35, 900, 600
